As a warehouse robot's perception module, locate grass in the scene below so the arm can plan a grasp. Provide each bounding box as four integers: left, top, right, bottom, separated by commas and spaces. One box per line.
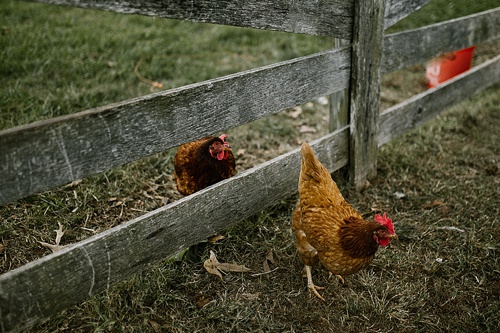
1, 0, 500, 332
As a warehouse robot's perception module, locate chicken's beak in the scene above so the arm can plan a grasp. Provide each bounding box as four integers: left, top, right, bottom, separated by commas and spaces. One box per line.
388, 233, 398, 239
223, 146, 232, 151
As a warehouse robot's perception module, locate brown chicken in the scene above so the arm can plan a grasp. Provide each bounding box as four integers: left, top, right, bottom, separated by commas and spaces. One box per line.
174, 134, 236, 196
292, 143, 397, 300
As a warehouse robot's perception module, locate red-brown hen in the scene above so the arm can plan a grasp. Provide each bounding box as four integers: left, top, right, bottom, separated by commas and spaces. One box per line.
292, 143, 397, 300
174, 134, 236, 196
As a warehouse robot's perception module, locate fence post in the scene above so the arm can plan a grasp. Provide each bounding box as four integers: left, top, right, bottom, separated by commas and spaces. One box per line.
329, 38, 350, 132
348, 0, 386, 189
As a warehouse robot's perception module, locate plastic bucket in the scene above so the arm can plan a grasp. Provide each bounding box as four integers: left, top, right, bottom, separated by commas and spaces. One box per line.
426, 46, 476, 88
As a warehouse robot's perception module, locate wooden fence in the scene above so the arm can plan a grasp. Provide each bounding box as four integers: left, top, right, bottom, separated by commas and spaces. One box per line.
1, 0, 499, 332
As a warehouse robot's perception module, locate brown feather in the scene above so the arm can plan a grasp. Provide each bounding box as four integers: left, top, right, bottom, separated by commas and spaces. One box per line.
174, 136, 236, 196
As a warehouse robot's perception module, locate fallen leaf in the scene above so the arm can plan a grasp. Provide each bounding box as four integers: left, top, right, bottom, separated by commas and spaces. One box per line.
437, 204, 450, 215
299, 125, 317, 133
149, 320, 161, 332
241, 292, 261, 300
216, 262, 252, 272
287, 107, 302, 119
0, 243, 4, 254
423, 200, 445, 208
236, 148, 246, 156
263, 249, 275, 272
393, 191, 406, 199
38, 241, 67, 253
203, 250, 251, 280
195, 293, 212, 308
64, 179, 82, 188
54, 222, 64, 245
436, 226, 465, 233
208, 235, 226, 244
203, 251, 223, 280
316, 96, 329, 105
39, 222, 69, 253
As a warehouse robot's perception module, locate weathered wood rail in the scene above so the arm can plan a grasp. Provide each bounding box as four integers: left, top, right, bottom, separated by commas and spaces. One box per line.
1, 1, 499, 332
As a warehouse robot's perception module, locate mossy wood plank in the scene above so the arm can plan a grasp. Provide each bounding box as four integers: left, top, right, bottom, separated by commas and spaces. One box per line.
0, 48, 350, 206
0, 129, 349, 333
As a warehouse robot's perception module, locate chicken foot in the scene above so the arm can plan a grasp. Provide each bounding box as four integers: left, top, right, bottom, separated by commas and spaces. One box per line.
305, 265, 325, 301
328, 272, 345, 284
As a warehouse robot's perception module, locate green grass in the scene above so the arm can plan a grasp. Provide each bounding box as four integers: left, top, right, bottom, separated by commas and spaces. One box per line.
0, 0, 331, 130
1, 0, 499, 332
387, 0, 500, 32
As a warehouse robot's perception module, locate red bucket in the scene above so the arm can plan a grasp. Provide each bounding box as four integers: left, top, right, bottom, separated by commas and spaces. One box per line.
426, 46, 476, 88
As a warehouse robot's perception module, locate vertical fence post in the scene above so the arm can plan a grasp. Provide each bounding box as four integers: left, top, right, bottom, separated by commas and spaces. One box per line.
329, 38, 350, 132
348, 0, 386, 189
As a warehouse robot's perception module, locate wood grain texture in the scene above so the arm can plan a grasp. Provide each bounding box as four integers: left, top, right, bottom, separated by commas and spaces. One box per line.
383, 7, 500, 73
329, 39, 350, 132
28, 0, 432, 37
384, 0, 430, 29
29, 0, 355, 38
0, 48, 350, 206
0, 129, 349, 333
348, 0, 386, 189
378, 54, 500, 146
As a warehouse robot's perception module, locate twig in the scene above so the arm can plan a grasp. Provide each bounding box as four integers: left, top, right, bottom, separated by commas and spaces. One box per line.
251, 267, 279, 277
134, 58, 163, 92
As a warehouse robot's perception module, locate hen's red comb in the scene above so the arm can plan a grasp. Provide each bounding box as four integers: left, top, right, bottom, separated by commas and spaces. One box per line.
374, 213, 395, 234
219, 134, 229, 145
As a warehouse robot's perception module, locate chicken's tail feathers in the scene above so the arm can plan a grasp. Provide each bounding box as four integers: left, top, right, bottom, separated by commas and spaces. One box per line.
300, 143, 330, 183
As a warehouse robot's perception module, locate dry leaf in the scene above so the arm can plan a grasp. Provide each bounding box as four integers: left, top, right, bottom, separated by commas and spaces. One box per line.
148, 320, 161, 332
263, 249, 275, 272
316, 96, 329, 105
236, 148, 246, 156
54, 222, 64, 245
423, 200, 445, 208
393, 191, 406, 199
203, 251, 224, 279
437, 204, 450, 215
208, 235, 226, 244
195, 293, 212, 308
39, 242, 67, 253
299, 125, 317, 133
437, 226, 465, 233
216, 262, 252, 273
241, 292, 261, 300
0, 243, 4, 254
423, 200, 449, 216
64, 179, 82, 188
39, 222, 69, 253
287, 107, 303, 119
203, 250, 251, 280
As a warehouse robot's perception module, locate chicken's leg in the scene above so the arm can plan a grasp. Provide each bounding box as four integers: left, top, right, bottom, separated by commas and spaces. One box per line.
328, 272, 345, 284
305, 265, 325, 301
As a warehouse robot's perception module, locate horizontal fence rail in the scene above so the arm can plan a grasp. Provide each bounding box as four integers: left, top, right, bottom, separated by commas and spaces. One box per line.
0, 129, 349, 333
0, 48, 350, 206
378, 54, 500, 146
383, 7, 500, 73
29, 0, 430, 38
31, 0, 355, 39
384, 0, 429, 29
